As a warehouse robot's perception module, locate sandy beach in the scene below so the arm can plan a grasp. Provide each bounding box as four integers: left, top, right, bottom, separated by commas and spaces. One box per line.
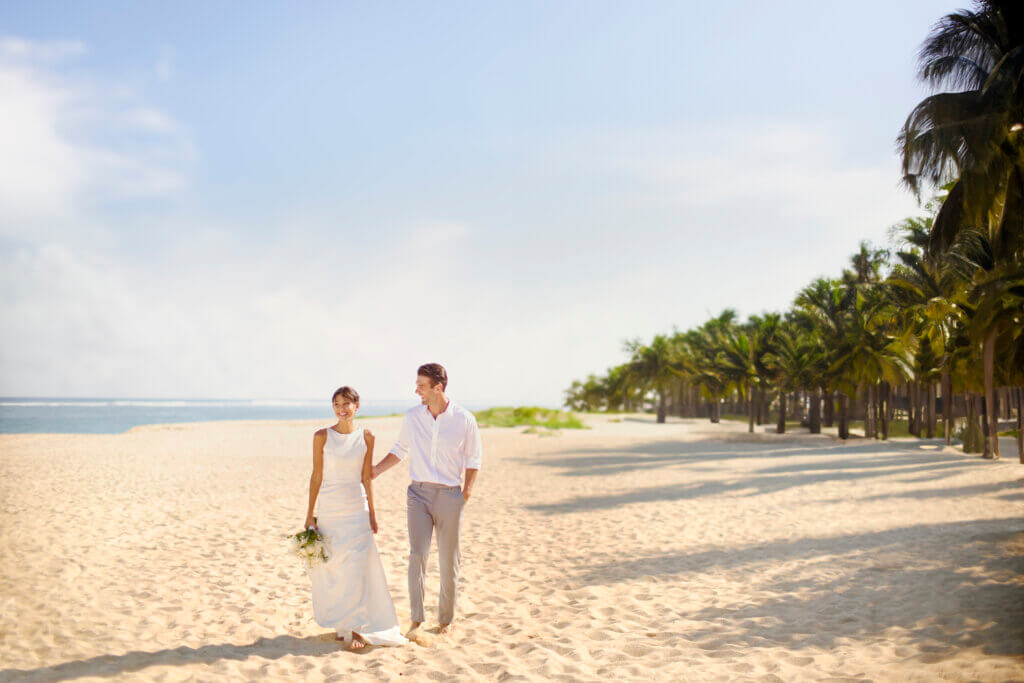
1, 415, 1022, 682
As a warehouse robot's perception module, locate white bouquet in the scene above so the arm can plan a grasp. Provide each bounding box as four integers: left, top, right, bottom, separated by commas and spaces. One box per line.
292, 526, 329, 569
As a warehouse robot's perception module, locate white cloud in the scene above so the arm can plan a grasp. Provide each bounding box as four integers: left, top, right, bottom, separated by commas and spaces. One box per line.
0, 38, 192, 241
0, 62, 82, 225
0, 37, 86, 62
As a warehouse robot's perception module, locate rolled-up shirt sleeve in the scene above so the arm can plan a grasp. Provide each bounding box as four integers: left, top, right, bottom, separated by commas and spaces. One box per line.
462, 415, 482, 470
391, 414, 411, 461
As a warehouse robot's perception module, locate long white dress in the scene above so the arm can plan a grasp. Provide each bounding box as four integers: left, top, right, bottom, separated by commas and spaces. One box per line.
310, 427, 407, 645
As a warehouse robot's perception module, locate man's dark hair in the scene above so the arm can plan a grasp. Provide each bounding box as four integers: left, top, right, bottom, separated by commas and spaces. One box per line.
331, 386, 360, 403
417, 363, 448, 390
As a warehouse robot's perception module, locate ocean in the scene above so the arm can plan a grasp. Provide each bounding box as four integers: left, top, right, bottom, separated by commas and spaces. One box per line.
0, 398, 422, 434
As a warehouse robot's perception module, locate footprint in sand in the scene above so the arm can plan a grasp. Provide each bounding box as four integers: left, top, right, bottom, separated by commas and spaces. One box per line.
407, 629, 435, 647
470, 662, 503, 675
621, 642, 653, 657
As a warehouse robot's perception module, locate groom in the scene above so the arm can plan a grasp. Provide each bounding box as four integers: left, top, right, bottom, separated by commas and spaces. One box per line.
372, 363, 482, 634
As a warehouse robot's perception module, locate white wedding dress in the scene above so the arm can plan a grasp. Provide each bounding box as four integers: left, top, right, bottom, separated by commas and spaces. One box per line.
310, 427, 407, 645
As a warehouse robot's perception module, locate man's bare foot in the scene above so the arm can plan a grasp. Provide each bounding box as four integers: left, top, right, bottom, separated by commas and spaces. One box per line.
349, 631, 368, 650
408, 621, 422, 632
437, 623, 453, 635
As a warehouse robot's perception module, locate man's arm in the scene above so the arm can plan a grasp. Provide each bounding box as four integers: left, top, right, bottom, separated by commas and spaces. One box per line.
461, 414, 482, 499
462, 468, 478, 500
372, 453, 401, 480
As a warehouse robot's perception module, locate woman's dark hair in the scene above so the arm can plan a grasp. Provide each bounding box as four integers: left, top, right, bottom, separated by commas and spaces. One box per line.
331, 386, 360, 403
417, 363, 447, 390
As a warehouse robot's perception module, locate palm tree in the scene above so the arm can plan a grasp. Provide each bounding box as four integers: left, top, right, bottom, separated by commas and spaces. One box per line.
765, 323, 820, 434
717, 326, 758, 433
899, 1, 1024, 456
969, 260, 1024, 458
899, 0, 1024, 255
888, 210, 966, 441
796, 278, 854, 438
625, 335, 679, 423
686, 311, 740, 423
603, 363, 639, 412
831, 288, 911, 439
746, 313, 782, 428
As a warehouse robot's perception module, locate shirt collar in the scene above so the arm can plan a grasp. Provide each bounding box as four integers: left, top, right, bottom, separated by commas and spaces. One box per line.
420, 398, 455, 419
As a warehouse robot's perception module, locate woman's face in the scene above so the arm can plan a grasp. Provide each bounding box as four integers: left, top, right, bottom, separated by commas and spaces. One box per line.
333, 397, 358, 420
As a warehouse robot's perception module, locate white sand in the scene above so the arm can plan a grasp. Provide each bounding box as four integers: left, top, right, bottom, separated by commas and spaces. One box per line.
1, 415, 1022, 682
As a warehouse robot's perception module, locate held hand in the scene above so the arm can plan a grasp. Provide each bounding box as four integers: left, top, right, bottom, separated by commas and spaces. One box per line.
462, 490, 471, 502
369, 511, 378, 534
305, 516, 318, 531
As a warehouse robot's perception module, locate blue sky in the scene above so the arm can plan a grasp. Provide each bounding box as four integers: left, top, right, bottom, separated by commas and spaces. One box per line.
0, 1, 962, 405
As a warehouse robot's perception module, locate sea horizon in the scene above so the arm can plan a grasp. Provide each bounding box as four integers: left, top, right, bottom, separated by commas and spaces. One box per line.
0, 397, 495, 435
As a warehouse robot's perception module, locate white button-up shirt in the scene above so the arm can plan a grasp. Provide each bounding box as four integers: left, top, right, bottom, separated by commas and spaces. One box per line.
390, 400, 482, 486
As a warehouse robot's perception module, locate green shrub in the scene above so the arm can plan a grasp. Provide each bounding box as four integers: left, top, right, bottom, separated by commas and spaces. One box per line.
474, 406, 586, 430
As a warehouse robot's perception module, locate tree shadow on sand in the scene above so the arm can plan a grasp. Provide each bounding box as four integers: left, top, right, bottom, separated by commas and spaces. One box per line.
532, 441, 840, 478
530, 439, 974, 480
571, 519, 1024, 658
0, 633, 344, 682
526, 441, 1020, 513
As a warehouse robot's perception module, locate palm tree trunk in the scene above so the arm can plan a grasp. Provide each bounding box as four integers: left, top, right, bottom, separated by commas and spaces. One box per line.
880, 382, 890, 440
981, 393, 993, 458
823, 391, 834, 427
926, 382, 936, 438
865, 383, 876, 439
965, 393, 980, 453
919, 381, 927, 436
964, 393, 974, 452
656, 390, 667, 424
838, 392, 850, 440
747, 381, 755, 433
983, 328, 1000, 459
913, 382, 921, 436
887, 381, 896, 427
1016, 386, 1023, 464
964, 393, 977, 453
777, 391, 787, 434
942, 367, 952, 445
809, 388, 821, 434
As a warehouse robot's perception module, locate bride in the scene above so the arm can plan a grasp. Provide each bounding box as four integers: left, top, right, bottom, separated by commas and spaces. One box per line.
304, 386, 407, 649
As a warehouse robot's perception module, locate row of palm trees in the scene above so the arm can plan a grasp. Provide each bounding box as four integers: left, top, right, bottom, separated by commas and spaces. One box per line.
565, 1, 1024, 461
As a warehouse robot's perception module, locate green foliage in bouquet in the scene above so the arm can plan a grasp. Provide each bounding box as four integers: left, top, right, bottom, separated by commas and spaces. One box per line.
292, 527, 329, 569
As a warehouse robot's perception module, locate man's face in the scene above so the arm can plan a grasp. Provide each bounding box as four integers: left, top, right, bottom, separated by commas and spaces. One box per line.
415, 375, 440, 403
333, 397, 358, 420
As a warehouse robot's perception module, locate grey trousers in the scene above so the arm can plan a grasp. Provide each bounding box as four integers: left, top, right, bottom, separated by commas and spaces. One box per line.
407, 481, 465, 625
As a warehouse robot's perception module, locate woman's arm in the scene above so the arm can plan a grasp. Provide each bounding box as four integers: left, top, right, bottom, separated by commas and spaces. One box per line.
305, 429, 326, 528
362, 429, 378, 533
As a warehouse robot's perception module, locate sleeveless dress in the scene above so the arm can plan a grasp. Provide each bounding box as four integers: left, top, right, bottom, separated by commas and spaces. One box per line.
310, 428, 407, 645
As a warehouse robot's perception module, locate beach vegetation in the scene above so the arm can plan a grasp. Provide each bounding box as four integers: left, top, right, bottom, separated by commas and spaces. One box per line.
474, 406, 586, 430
